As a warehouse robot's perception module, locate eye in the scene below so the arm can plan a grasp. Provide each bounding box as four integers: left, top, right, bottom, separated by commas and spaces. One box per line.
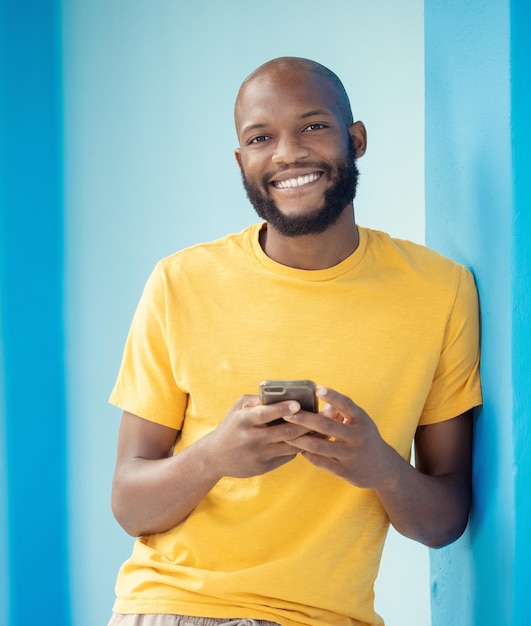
304, 123, 327, 132
248, 135, 271, 145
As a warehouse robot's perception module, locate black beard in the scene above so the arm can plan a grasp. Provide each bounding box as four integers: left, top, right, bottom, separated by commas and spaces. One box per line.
241, 140, 359, 238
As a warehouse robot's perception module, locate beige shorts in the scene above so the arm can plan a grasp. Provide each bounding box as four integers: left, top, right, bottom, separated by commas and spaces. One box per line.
108, 614, 280, 626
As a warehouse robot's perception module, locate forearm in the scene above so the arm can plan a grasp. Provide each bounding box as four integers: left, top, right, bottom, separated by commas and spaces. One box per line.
375, 448, 471, 548
111, 398, 307, 537
112, 434, 222, 537
284, 390, 473, 548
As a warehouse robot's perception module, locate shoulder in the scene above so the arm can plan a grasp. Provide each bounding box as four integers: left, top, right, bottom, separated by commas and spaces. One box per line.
363, 227, 459, 268
153, 224, 260, 280
361, 227, 475, 291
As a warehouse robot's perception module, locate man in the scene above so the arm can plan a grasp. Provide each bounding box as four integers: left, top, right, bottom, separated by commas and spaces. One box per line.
108, 57, 481, 626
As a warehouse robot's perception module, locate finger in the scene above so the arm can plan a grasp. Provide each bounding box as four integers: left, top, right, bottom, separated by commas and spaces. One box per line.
301, 452, 347, 477
240, 395, 261, 409
286, 432, 341, 460
321, 402, 342, 422
252, 400, 301, 426
316, 387, 363, 424
283, 409, 343, 440
267, 420, 315, 442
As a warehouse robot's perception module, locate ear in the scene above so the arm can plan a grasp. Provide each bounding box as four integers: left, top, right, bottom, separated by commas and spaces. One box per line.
349, 121, 367, 158
234, 148, 243, 169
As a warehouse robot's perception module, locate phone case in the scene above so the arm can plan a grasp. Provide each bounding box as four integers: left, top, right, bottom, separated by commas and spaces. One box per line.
259, 380, 317, 412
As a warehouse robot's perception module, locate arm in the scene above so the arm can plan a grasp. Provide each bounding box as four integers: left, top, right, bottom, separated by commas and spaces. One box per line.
111, 396, 312, 537
379, 411, 473, 548
284, 386, 473, 548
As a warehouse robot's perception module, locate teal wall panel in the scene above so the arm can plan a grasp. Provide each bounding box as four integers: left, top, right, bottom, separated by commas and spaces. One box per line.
0, 1, 70, 624
61, 3, 427, 624
426, 0, 531, 623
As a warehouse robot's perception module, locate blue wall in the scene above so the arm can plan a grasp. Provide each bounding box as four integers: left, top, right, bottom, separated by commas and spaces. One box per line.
425, 0, 530, 623
510, 1, 531, 623
3, 1, 529, 625
2, 2, 427, 625
0, 1, 70, 625
61, 3, 427, 626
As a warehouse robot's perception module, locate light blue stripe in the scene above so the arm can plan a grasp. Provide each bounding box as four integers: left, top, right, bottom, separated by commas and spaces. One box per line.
425, 0, 530, 624
0, 1, 70, 624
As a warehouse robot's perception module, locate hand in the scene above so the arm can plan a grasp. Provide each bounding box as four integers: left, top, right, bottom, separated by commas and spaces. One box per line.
205, 395, 314, 479
283, 386, 399, 490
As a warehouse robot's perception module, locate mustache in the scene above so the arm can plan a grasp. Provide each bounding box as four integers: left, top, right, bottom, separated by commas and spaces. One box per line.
261, 161, 334, 187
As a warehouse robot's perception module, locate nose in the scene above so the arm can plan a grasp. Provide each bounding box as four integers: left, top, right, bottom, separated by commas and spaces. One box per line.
271, 132, 310, 165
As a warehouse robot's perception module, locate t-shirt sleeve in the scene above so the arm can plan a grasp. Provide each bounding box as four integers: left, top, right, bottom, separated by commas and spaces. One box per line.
109, 263, 188, 429
419, 265, 482, 425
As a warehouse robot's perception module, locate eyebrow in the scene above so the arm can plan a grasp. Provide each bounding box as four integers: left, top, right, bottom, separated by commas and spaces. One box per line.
240, 109, 333, 136
241, 122, 268, 135
299, 109, 333, 119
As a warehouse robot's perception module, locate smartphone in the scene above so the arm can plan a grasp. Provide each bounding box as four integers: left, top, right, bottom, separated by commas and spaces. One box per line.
259, 380, 318, 414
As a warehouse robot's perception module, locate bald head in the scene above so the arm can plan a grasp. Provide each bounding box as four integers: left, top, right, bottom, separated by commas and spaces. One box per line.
234, 57, 354, 134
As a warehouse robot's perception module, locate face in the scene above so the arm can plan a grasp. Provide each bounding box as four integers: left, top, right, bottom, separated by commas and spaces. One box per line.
240, 138, 359, 237
234, 67, 364, 237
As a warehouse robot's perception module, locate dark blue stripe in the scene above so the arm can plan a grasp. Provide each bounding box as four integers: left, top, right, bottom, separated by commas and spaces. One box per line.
0, 1, 70, 624
510, 0, 531, 622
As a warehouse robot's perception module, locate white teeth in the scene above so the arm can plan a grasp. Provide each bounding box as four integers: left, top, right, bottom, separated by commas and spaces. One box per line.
275, 172, 320, 189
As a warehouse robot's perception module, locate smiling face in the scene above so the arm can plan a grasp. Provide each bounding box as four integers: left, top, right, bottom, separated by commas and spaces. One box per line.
240, 136, 359, 237
234, 59, 366, 237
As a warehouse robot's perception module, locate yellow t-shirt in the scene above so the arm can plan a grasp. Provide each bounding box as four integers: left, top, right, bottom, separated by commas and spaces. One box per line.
109, 224, 482, 626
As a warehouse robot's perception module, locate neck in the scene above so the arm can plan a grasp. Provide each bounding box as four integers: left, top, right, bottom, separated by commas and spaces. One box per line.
260, 207, 359, 270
